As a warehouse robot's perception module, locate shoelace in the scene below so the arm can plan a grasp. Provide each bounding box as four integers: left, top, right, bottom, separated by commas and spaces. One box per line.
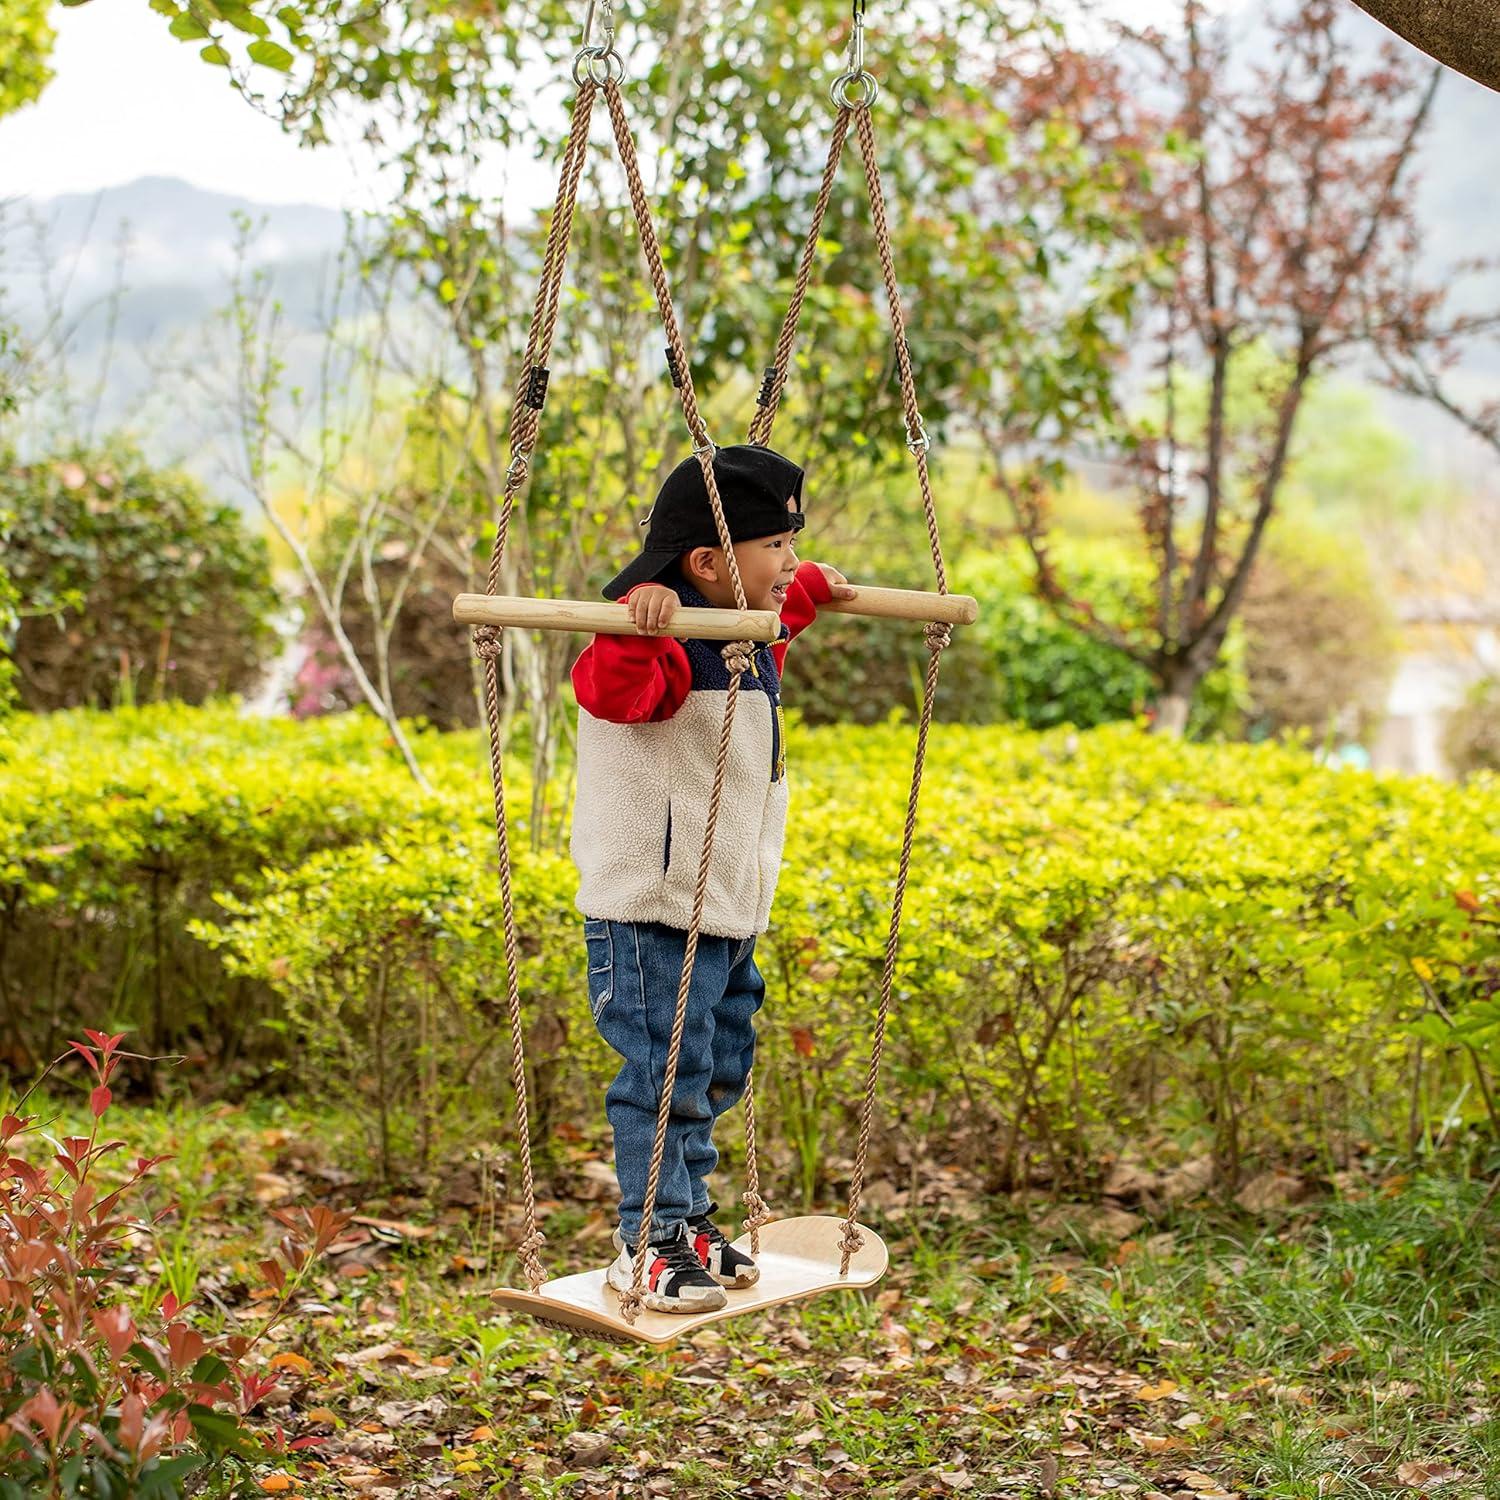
655, 1235, 714, 1277
691, 1219, 730, 1251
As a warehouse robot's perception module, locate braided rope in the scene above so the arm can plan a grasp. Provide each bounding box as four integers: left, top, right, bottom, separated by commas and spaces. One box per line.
600, 75, 766, 1324
746, 108, 853, 448
472, 79, 599, 1294
836, 105, 954, 1277
740, 1069, 771, 1253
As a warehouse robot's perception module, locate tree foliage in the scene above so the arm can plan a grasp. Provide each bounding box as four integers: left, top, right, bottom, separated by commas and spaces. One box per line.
984, 0, 1496, 734
0, 0, 55, 118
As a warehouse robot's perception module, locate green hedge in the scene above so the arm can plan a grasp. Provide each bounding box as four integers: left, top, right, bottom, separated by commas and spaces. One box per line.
3, 702, 1497, 1198
0, 445, 279, 712
784, 537, 1249, 736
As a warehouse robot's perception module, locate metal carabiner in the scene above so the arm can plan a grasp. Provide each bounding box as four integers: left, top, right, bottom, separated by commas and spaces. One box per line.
573, 0, 624, 86
830, 0, 878, 111
581, 0, 616, 51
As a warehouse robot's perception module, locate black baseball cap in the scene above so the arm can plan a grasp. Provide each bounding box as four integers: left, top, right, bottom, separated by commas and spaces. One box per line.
602, 444, 806, 601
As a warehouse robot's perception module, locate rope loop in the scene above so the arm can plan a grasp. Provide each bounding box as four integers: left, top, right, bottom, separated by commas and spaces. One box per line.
830, 70, 879, 111
721, 641, 756, 676
905, 419, 931, 457
924, 621, 953, 655
505, 451, 531, 487
573, 45, 625, 87
472, 624, 504, 661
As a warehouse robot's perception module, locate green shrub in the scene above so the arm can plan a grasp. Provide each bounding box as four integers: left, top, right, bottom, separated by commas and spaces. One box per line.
190, 827, 582, 1182
1, 445, 279, 712
5, 703, 1497, 1196
784, 537, 1248, 737
0, 702, 481, 1072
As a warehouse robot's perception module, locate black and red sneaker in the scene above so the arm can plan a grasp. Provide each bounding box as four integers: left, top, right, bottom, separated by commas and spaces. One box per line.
606, 1226, 727, 1313
688, 1202, 760, 1288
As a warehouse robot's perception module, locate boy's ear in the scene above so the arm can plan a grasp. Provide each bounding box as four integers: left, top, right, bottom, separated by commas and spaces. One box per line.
683, 546, 719, 584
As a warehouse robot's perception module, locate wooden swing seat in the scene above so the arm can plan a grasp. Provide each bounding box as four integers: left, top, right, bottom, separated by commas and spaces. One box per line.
489, 1215, 888, 1345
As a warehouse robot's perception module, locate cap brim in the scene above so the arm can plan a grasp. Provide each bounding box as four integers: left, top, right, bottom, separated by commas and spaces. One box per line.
601, 549, 681, 601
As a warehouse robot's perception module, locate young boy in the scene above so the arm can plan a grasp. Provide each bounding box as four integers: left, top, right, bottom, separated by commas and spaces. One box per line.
570, 443, 855, 1313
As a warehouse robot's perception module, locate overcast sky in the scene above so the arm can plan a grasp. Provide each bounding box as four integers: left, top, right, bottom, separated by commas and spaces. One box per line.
0, 0, 394, 210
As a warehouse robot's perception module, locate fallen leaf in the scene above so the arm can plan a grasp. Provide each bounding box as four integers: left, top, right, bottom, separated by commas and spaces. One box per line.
1396, 1460, 1461, 1487
1126, 1428, 1181, 1453
259, 1478, 297, 1495
1137, 1380, 1178, 1401
268, 1353, 313, 1375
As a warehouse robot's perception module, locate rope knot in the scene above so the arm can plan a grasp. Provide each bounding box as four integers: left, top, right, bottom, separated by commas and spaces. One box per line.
740, 1190, 771, 1236
472, 624, 504, 661
838, 1219, 865, 1261
517, 1227, 548, 1290
924, 621, 953, 655
721, 640, 756, 676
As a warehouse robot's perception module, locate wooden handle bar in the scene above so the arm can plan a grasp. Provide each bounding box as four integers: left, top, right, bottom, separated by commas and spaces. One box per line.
452, 593, 783, 642
822, 585, 979, 626
452, 584, 978, 640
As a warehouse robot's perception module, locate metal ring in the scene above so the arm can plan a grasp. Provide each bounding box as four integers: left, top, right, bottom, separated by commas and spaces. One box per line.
691, 435, 718, 459
505, 451, 531, 485
829, 70, 879, 111
906, 421, 930, 457
572, 45, 624, 87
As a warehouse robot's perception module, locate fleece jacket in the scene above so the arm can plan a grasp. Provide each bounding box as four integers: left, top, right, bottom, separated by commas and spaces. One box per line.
569, 560, 833, 939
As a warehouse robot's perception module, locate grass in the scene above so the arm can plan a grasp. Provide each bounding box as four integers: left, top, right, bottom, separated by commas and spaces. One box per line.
20, 1090, 1500, 1498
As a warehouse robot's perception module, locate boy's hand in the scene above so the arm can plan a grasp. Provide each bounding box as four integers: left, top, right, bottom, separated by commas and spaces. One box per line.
811, 563, 859, 602
625, 584, 679, 636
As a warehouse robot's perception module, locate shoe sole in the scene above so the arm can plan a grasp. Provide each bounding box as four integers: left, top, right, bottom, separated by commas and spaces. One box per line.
709, 1266, 760, 1288
605, 1266, 727, 1314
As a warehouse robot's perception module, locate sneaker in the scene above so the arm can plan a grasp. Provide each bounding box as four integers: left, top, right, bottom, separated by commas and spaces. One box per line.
688, 1202, 760, 1288
606, 1225, 728, 1314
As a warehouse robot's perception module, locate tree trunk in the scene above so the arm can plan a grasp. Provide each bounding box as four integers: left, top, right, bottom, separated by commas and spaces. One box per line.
1153, 656, 1207, 737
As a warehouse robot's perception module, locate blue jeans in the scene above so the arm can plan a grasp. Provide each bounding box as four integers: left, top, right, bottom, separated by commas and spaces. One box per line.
584, 918, 765, 1246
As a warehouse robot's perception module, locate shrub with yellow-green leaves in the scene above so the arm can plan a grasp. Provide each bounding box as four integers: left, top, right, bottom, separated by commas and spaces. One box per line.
0, 703, 485, 1074
3, 701, 1497, 1196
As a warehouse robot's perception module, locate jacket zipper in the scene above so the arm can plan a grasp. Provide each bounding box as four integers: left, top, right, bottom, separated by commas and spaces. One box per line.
749, 648, 785, 785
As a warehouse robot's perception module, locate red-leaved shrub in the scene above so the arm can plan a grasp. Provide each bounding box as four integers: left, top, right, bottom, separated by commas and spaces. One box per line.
0, 1031, 350, 1497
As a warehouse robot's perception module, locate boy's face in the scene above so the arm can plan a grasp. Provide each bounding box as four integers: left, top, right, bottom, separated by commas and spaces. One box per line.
685, 497, 802, 613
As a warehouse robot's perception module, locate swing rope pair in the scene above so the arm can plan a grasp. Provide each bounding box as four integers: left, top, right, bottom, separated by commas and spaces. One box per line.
473, 0, 952, 1323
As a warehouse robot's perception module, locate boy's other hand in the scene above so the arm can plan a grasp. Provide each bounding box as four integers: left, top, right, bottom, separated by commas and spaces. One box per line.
812, 563, 859, 602
626, 584, 680, 636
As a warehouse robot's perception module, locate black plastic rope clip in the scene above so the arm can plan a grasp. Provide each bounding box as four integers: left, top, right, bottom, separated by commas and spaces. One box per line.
524, 365, 551, 411
665, 346, 684, 388
756, 365, 781, 409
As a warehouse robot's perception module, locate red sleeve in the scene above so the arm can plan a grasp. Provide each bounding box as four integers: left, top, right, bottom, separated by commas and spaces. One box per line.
771, 561, 834, 672
571, 589, 693, 723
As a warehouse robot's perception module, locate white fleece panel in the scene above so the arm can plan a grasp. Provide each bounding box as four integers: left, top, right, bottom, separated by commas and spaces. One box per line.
572, 691, 790, 939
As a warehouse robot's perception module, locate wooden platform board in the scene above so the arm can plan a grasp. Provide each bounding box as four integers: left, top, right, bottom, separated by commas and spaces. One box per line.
490, 1215, 888, 1346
